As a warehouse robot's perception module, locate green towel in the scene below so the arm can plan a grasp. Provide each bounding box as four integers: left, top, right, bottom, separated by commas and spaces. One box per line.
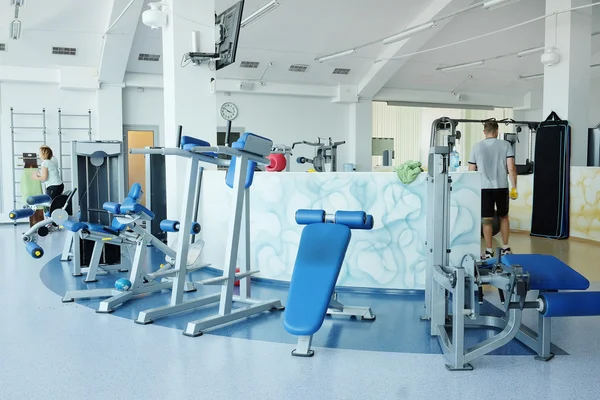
395, 161, 423, 184
21, 168, 43, 206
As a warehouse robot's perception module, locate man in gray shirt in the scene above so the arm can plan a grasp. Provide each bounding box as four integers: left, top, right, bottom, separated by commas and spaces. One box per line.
468, 120, 518, 259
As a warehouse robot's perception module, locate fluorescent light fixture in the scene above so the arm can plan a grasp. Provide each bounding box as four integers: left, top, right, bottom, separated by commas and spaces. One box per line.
519, 73, 543, 80
241, 0, 280, 28
382, 21, 435, 45
516, 46, 545, 57
437, 60, 484, 72
316, 49, 355, 63
9, 19, 21, 40
483, 0, 520, 10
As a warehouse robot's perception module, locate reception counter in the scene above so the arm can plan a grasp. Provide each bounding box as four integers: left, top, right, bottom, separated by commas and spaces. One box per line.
197, 171, 481, 290
510, 167, 600, 242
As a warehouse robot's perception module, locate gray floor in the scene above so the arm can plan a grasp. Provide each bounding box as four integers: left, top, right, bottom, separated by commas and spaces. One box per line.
2, 225, 600, 400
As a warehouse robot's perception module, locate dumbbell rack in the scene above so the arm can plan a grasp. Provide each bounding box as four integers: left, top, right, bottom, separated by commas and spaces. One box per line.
10, 107, 47, 222
57, 109, 92, 191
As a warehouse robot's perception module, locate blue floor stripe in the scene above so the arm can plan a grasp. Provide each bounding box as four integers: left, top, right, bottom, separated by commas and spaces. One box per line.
40, 247, 567, 356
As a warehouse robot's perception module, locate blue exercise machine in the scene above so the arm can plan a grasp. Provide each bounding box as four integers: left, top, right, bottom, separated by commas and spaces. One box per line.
424, 117, 600, 370
61, 183, 205, 313
283, 209, 375, 357
131, 132, 284, 335
8, 189, 77, 259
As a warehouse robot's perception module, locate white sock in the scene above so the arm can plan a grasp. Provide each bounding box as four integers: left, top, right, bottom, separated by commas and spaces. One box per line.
486, 248, 493, 253
502, 244, 510, 249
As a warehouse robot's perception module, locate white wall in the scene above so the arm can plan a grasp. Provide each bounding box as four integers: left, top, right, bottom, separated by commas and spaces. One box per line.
120, 89, 353, 172
0, 82, 97, 218
122, 87, 165, 145
215, 93, 351, 172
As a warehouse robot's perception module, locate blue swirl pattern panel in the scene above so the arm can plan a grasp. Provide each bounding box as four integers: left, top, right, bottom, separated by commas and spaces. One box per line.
197, 172, 481, 290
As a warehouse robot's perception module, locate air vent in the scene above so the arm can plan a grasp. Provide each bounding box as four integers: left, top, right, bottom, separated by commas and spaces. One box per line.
332, 68, 351, 75
52, 47, 77, 56
240, 61, 260, 68
0, 43, 6, 52
289, 64, 309, 73
138, 53, 161, 62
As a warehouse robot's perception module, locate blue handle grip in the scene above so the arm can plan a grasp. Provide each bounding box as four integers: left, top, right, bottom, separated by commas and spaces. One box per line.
295, 209, 326, 225
26, 194, 52, 206
26, 241, 44, 259
9, 208, 35, 220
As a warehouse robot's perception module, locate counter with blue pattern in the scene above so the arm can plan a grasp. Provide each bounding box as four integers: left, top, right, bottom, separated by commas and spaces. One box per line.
197, 171, 481, 290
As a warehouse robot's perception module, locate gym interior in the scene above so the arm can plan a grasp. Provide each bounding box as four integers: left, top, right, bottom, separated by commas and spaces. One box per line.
1, 0, 600, 399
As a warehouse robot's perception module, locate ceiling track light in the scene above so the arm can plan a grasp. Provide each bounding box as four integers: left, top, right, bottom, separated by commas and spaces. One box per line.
437, 60, 484, 72
483, 0, 520, 10
241, 0, 280, 28
316, 49, 355, 63
382, 21, 436, 45
516, 46, 545, 57
9, 19, 21, 40
519, 73, 543, 80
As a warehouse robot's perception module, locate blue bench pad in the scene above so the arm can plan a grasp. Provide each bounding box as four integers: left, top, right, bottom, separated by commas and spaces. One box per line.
284, 223, 351, 336
487, 254, 589, 291
120, 203, 155, 220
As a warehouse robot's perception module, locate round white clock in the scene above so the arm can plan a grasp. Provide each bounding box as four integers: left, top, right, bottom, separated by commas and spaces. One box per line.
220, 102, 238, 121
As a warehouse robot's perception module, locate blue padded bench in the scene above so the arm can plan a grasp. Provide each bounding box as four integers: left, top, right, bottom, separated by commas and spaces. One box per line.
283, 209, 375, 357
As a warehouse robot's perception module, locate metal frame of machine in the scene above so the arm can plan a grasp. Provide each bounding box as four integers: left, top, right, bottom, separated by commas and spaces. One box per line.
423, 117, 554, 371
131, 134, 284, 336
292, 137, 345, 172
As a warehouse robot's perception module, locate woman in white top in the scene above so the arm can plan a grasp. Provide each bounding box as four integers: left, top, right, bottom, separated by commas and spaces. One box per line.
31, 145, 64, 199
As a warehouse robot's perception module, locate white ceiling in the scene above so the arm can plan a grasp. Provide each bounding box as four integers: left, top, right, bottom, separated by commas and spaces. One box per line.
1, 0, 600, 102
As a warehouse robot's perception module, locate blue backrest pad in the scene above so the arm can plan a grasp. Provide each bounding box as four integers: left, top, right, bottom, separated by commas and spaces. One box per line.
283, 223, 351, 336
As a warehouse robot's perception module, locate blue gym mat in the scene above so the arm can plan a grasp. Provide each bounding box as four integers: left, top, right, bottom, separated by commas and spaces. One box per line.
40, 247, 567, 356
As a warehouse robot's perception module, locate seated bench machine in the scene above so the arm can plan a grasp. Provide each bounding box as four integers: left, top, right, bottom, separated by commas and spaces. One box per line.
8, 189, 77, 259
283, 209, 375, 357
131, 133, 284, 336
62, 184, 146, 282
424, 117, 600, 370
61, 185, 204, 313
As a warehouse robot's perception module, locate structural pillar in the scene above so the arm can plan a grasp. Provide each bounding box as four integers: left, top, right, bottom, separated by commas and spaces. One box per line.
348, 100, 373, 171
96, 85, 123, 141
542, 0, 591, 166
161, 0, 216, 221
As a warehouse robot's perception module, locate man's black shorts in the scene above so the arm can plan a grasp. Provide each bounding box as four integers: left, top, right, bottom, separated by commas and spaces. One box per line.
482, 188, 509, 218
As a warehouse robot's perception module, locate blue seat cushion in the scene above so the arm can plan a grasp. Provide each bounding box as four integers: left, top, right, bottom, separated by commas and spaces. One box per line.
180, 136, 218, 157
63, 219, 87, 232
128, 183, 142, 201
284, 223, 351, 336
488, 254, 589, 291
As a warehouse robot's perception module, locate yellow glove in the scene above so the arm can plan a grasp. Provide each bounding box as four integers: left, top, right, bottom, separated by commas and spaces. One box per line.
510, 187, 518, 200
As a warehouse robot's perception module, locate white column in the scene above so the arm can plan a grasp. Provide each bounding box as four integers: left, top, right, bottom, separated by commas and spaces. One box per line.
161, 0, 216, 221
96, 85, 123, 141
542, 0, 591, 166
348, 100, 373, 171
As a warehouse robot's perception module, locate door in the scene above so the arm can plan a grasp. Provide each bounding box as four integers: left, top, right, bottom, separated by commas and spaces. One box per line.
126, 130, 154, 206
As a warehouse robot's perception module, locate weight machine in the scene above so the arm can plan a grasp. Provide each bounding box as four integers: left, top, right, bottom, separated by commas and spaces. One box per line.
292, 137, 345, 172
422, 117, 600, 370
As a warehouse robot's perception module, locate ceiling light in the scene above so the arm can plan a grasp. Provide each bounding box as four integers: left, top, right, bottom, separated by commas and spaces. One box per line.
142, 2, 168, 30
9, 19, 21, 40
437, 60, 484, 72
11, 0, 25, 6
241, 0, 280, 28
316, 49, 355, 63
382, 21, 436, 45
516, 46, 545, 57
519, 73, 543, 80
483, 0, 520, 10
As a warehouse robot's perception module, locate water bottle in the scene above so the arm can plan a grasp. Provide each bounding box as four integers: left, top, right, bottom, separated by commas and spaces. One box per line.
450, 150, 460, 172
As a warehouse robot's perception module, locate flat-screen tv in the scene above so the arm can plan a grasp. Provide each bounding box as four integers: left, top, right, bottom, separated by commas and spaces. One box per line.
215, 0, 245, 70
